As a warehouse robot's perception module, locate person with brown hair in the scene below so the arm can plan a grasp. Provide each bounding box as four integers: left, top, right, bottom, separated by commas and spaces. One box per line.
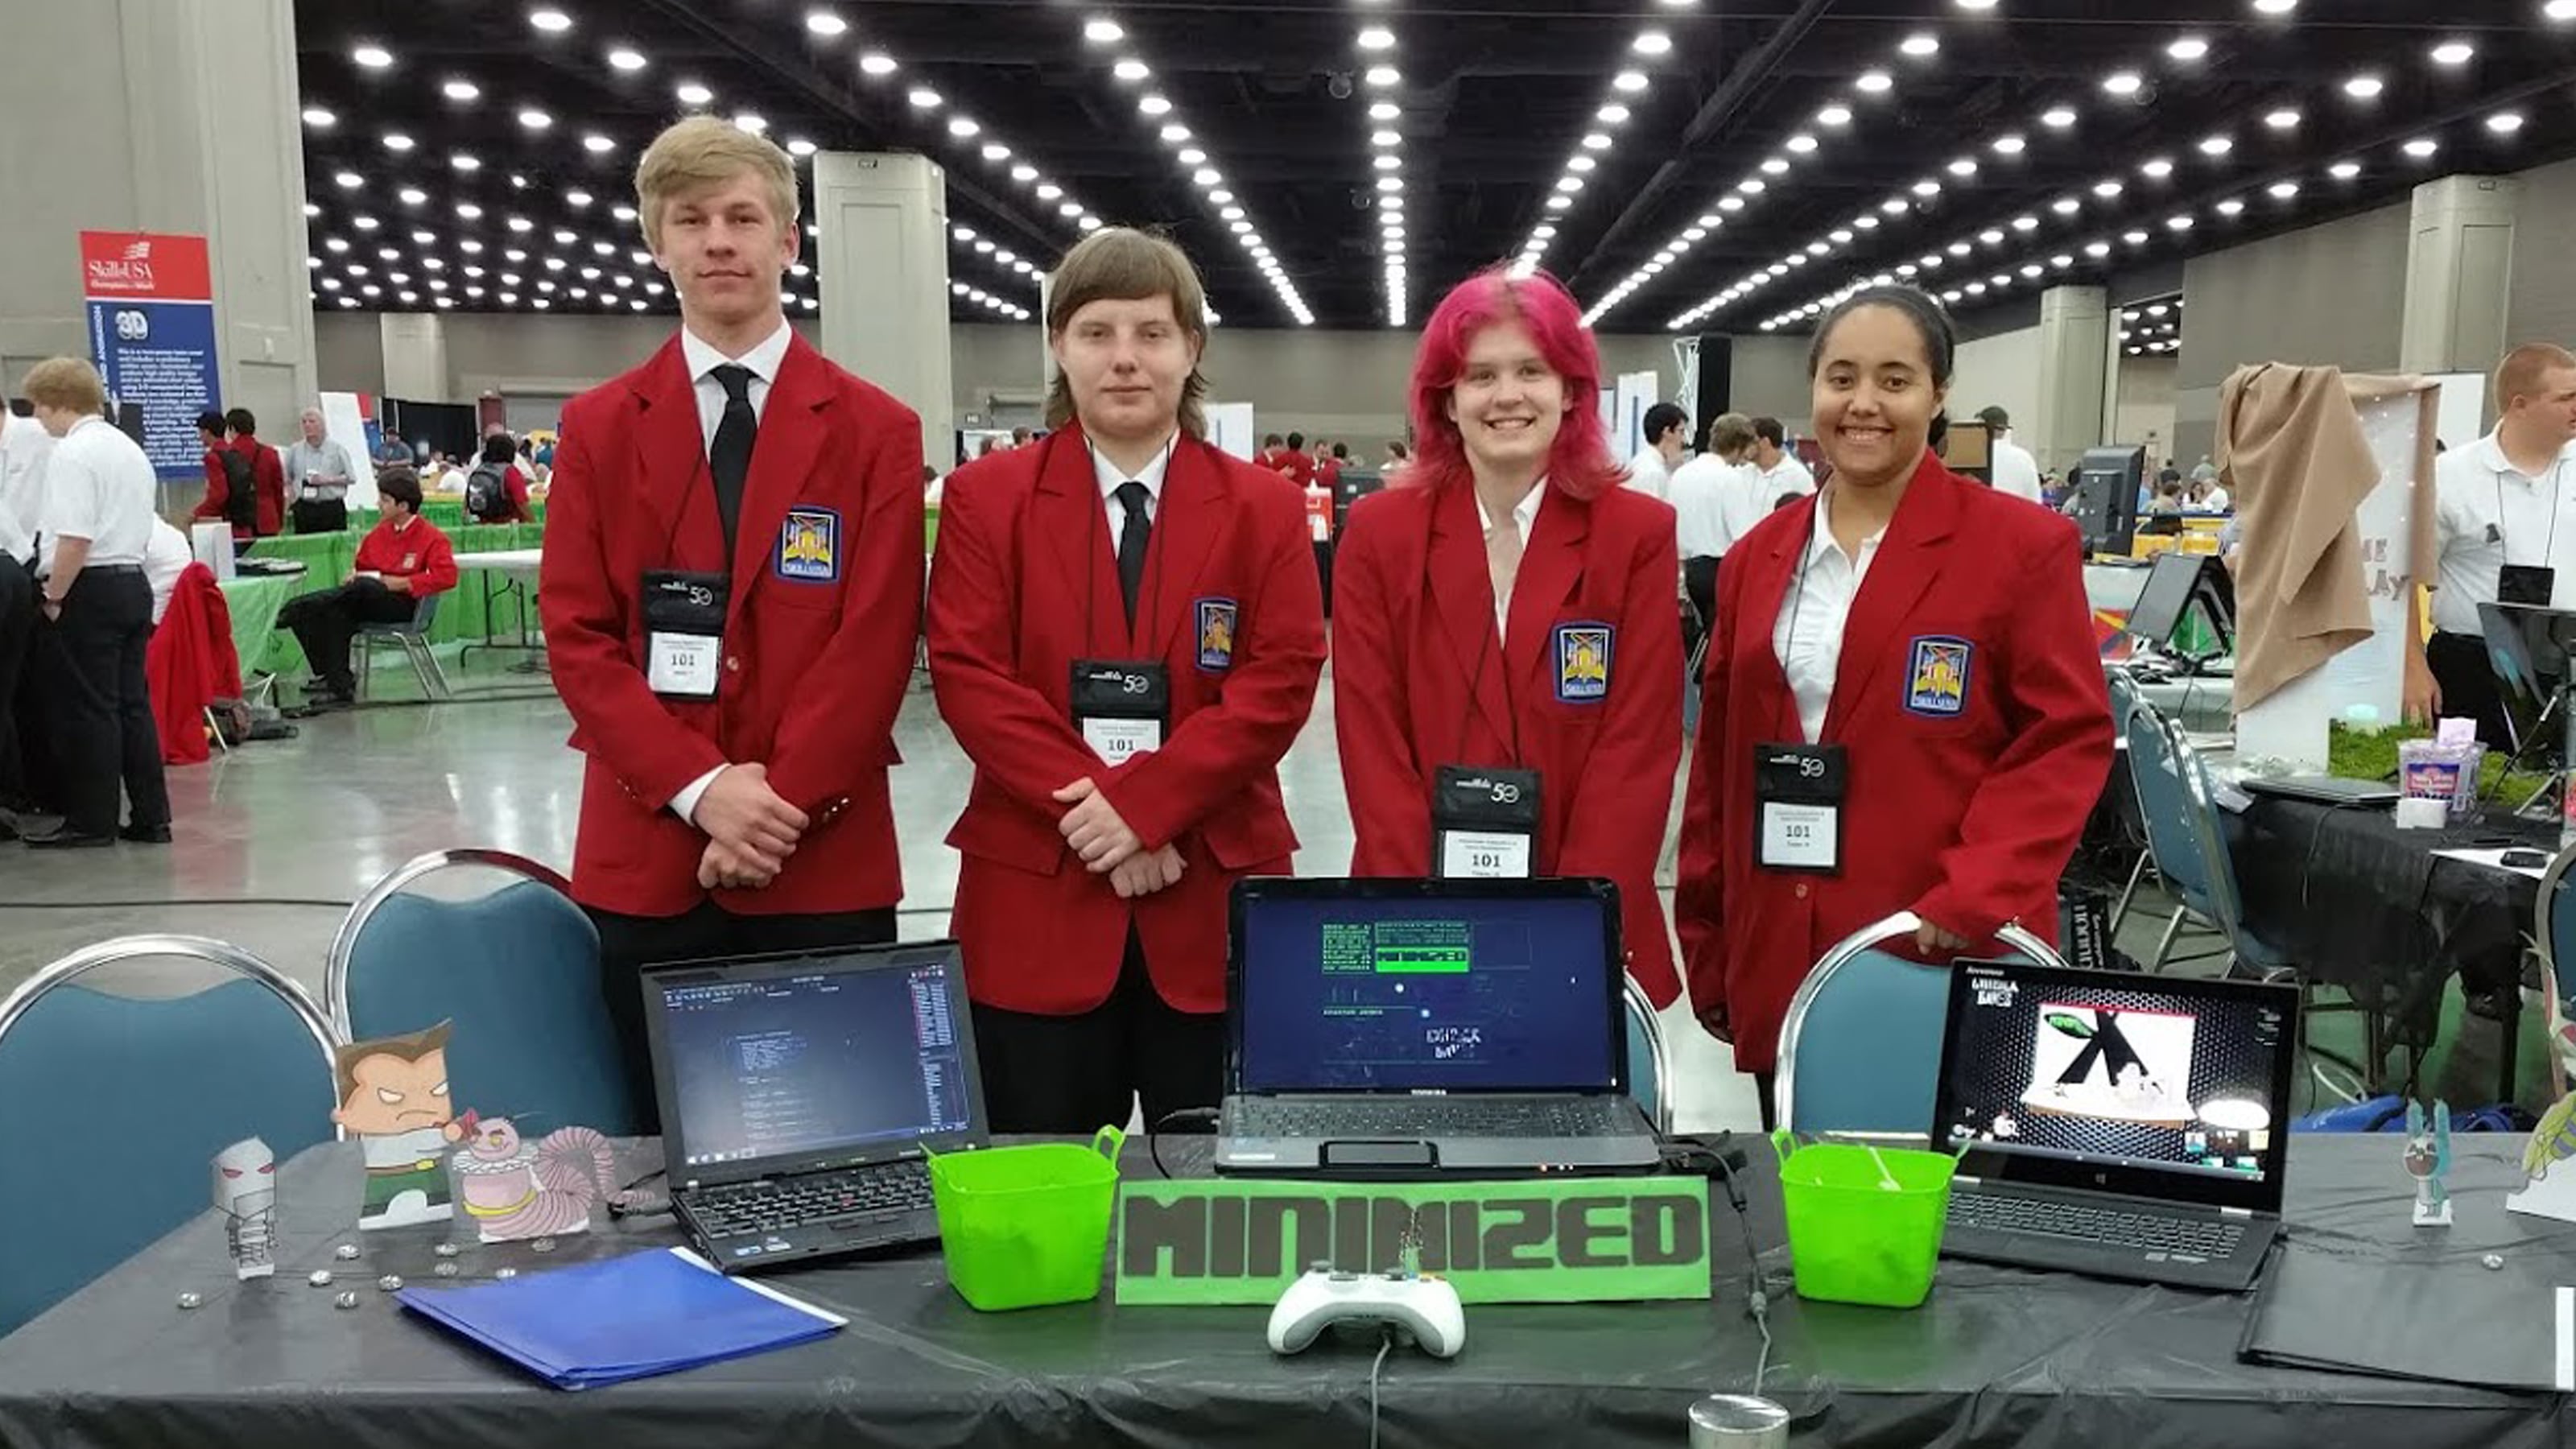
538, 114, 924, 1127
927, 226, 1325, 1133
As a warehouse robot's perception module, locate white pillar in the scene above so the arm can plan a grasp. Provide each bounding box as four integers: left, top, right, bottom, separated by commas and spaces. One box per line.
379, 313, 449, 400
2032, 284, 2110, 475
812, 152, 955, 469
2401, 175, 2518, 395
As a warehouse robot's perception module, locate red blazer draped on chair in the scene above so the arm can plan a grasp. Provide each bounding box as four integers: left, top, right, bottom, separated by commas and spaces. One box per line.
145, 563, 241, 766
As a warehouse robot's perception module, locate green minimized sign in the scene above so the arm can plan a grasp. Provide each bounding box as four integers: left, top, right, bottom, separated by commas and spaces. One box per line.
1113, 1178, 1714, 1306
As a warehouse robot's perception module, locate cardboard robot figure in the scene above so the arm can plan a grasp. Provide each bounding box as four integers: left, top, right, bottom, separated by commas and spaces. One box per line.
2404, 1099, 2454, 1228
213, 1137, 279, 1278
330, 1022, 477, 1230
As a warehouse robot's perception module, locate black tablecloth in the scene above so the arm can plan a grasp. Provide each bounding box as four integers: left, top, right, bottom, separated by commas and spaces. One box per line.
2228, 795, 2547, 1071
0, 1136, 2560, 1448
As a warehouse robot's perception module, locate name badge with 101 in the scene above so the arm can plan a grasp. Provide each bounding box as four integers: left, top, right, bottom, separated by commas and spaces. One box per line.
1071, 661, 1170, 767
641, 569, 729, 700
1755, 743, 1844, 874
1432, 765, 1542, 879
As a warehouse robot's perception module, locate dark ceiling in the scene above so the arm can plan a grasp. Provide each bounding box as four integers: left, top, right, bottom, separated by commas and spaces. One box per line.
296, 0, 2576, 332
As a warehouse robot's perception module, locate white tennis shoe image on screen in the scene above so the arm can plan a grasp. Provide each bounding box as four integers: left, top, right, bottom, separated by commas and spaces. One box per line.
2020, 1004, 2197, 1128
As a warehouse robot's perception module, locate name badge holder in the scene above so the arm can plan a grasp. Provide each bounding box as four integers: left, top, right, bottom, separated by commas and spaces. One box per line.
2500, 564, 2556, 607
1431, 765, 1542, 879
1071, 660, 1170, 767
1754, 743, 1846, 874
641, 569, 729, 700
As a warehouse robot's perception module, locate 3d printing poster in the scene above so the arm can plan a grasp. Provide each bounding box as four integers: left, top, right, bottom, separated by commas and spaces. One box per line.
79, 231, 219, 482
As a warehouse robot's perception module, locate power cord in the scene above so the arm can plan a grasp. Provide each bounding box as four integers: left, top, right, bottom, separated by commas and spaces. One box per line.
606, 1166, 672, 1221
1147, 1108, 1220, 1180
1662, 1133, 1773, 1397
1368, 1327, 1394, 1449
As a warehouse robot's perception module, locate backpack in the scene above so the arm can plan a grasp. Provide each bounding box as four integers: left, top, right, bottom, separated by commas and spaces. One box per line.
465, 462, 510, 522
217, 448, 256, 531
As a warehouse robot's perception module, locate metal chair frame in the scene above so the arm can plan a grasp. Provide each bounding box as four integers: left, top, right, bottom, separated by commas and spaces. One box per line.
324, 848, 576, 1039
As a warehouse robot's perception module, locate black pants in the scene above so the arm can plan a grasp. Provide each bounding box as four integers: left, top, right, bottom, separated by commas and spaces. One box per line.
291, 497, 348, 535
279, 578, 415, 693
37, 568, 167, 838
2426, 630, 2512, 752
970, 927, 1226, 1136
1756, 1071, 1777, 1133
0, 552, 31, 810
1313, 539, 1335, 619
588, 900, 898, 1133
1682, 555, 1719, 663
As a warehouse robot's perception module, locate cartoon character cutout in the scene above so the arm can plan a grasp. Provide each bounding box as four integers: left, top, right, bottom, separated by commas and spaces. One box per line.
213, 1136, 278, 1279
452, 1117, 638, 1243
331, 1022, 476, 1230
2405, 1099, 2453, 1227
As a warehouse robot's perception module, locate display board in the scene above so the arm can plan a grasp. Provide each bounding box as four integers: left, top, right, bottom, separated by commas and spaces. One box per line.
318, 392, 382, 510
78, 230, 218, 481
1207, 402, 1256, 461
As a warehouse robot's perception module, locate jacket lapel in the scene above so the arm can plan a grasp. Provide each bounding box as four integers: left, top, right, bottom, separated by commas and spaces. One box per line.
1147, 440, 1230, 659
1032, 423, 1128, 656
1426, 483, 1513, 747
628, 339, 708, 567
1505, 485, 1590, 708
1736, 493, 1813, 738
728, 335, 835, 615
1823, 452, 1963, 741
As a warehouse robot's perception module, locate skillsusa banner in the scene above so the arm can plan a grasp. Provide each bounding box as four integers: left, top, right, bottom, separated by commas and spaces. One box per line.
80, 230, 220, 481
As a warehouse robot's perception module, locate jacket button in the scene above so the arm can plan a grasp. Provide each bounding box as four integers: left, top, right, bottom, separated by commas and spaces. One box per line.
724, 656, 741, 673
1794, 882, 1810, 901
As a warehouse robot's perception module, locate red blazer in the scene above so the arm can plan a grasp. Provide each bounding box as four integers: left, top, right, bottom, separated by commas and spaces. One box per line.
1331, 478, 1685, 1007
194, 438, 286, 539
144, 563, 240, 767
1674, 452, 2112, 1073
928, 424, 1326, 1016
354, 517, 460, 597
539, 332, 925, 919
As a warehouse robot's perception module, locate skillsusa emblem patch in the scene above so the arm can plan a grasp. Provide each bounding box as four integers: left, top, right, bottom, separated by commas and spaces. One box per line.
1905, 635, 1973, 717
1554, 622, 1613, 703
1195, 598, 1239, 671
775, 506, 840, 583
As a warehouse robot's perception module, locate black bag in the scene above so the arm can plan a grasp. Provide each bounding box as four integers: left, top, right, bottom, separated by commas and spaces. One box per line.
217, 448, 256, 532
464, 463, 510, 522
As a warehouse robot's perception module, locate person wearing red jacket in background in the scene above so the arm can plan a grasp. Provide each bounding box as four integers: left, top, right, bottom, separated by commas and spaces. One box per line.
192, 408, 285, 541
539, 117, 923, 1129
929, 226, 1324, 1134
1331, 265, 1685, 1009
463, 432, 534, 525
1674, 285, 2112, 1129
275, 466, 457, 709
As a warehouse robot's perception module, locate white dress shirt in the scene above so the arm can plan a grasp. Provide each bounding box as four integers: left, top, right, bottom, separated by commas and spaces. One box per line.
1476, 481, 1546, 639
1990, 435, 2044, 503
1669, 454, 1741, 559
1773, 492, 1886, 745
1752, 453, 1818, 501
0, 412, 55, 563
1622, 446, 1670, 504
143, 518, 192, 622
285, 436, 357, 502
2430, 428, 2576, 635
1091, 431, 1177, 536
2201, 484, 2231, 511
35, 415, 157, 576
667, 316, 799, 827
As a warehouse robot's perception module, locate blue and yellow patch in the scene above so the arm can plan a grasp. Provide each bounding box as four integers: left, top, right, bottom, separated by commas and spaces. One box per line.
1195, 597, 1239, 671
1905, 635, 1973, 717
775, 506, 840, 583
1554, 622, 1613, 703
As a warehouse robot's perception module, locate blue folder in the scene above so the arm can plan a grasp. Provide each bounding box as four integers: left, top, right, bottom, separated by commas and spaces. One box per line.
397, 1247, 845, 1389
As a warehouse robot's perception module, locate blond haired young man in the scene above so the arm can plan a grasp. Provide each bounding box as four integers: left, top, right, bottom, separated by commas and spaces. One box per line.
539, 115, 924, 1126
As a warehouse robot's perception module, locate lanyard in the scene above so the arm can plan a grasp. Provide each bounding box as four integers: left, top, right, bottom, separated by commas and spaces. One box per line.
1078, 430, 1179, 656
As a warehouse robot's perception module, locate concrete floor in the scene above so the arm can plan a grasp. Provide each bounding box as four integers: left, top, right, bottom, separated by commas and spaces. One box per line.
0, 660, 1770, 1132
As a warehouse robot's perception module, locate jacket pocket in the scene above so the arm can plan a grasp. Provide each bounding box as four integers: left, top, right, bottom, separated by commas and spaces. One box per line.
947, 805, 1067, 877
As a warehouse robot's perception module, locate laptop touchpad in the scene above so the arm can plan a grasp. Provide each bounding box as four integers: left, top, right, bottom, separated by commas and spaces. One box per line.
1322, 1140, 1439, 1170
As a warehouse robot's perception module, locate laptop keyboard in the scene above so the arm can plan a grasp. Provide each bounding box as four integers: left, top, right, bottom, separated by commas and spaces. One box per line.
1946, 1192, 2244, 1259
690, 1162, 934, 1239
1234, 1096, 1639, 1139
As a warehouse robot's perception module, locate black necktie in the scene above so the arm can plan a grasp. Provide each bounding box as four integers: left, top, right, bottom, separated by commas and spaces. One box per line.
708, 364, 758, 556
1114, 481, 1152, 631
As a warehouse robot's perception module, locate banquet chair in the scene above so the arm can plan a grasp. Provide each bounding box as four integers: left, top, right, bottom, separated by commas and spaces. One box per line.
1773, 910, 2068, 1138
0, 936, 341, 1338
2103, 668, 2159, 935
2123, 700, 2285, 976
2534, 846, 2576, 1099
1624, 975, 1674, 1137
327, 849, 635, 1137
357, 590, 452, 702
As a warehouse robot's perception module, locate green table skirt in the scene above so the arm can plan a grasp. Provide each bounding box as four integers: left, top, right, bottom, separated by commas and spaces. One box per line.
240, 522, 546, 677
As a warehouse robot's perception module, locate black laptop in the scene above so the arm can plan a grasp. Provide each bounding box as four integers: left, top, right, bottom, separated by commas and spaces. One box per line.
1214, 877, 1662, 1179
1932, 959, 2297, 1292
642, 942, 989, 1274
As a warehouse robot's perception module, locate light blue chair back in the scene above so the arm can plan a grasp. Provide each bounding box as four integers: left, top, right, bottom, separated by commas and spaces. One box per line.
328, 850, 634, 1137
2125, 702, 2274, 966
1624, 976, 1673, 1136
0, 937, 339, 1338
2541, 846, 2576, 1007
1775, 911, 2069, 1137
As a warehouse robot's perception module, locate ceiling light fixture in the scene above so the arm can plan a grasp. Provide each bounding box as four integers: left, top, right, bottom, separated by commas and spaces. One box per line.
608, 47, 646, 72
859, 53, 897, 76
528, 9, 572, 35
353, 43, 394, 68
2041, 105, 2078, 128
1900, 33, 1939, 57
807, 10, 848, 37
675, 81, 712, 105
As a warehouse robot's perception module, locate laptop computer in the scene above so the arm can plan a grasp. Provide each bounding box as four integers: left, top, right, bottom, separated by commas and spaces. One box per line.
2236, 774, 2399, 807
1214, 877, 1662, 1179
641, 941, 989, 1274
1931, 959, 2297, 1292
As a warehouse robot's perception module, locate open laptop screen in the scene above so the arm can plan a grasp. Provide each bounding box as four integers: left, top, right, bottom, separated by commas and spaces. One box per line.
653, 948, 977, 1171
1233, 885, 1619, 1094
1936, 961, 2294, 1207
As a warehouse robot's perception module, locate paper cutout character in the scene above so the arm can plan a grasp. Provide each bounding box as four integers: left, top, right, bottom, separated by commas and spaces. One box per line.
2508, 1091, 2576, 1223
213, 1137, 278, 1279
2405, 1100, 2454, 1227
451, 1117, 636, 1243
331, 1022, 475, 1230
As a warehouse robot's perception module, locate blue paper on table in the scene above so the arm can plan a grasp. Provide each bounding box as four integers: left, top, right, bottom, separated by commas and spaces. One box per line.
396, 1246, 846, 1389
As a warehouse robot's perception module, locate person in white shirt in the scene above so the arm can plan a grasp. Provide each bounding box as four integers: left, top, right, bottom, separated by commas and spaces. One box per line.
21, 357, 170, 848
1672, 413, 1759, 629
2409, 341, 2576, 741
1622, 401, 1690, 504
1973, 406, 2045, 504
142, 517, 193, 625
1745, 416, 1818, 507
1, 403, 54, 559
283, 407, 357, 535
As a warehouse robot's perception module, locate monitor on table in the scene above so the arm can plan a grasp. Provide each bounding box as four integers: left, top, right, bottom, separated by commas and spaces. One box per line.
2074, 446, 2145, 557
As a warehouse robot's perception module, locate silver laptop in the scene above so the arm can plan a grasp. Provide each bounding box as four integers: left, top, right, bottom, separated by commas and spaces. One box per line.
1215, 878, 1661, 1179
1933, 959, 2297, 1292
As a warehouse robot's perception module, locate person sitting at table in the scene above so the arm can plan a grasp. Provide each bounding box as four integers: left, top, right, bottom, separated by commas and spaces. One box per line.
275, 468, 457, 709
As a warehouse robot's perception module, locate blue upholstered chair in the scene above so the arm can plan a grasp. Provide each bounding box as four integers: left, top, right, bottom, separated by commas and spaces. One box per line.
2535, 847, 2576, 1097
2123, 700, 2285, 976
0, 936, 340, 1338
1773, 910, 2070, 1137
327, 849, 634, 1137
357, 589, 451, 701
1624, 975, 1674, 1137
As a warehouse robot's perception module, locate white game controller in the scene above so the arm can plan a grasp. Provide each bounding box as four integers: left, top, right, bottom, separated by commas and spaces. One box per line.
1267, 1265, 1467, 1359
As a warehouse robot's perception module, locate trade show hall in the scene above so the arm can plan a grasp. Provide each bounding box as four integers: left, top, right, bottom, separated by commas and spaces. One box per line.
6, 0, 2576, 1444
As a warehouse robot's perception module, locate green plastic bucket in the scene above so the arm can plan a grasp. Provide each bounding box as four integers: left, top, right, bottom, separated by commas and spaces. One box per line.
929, 1126, 1126, 1311
1770, 1130, 1954, 1308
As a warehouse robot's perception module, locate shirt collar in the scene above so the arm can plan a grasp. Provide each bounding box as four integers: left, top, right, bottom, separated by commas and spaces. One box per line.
1806, 491, 1885, 567
680, 319, 793, 387
2472, 427, 2576, 487
1475, 479, 1547, 535
1091, 431, 1179, 503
